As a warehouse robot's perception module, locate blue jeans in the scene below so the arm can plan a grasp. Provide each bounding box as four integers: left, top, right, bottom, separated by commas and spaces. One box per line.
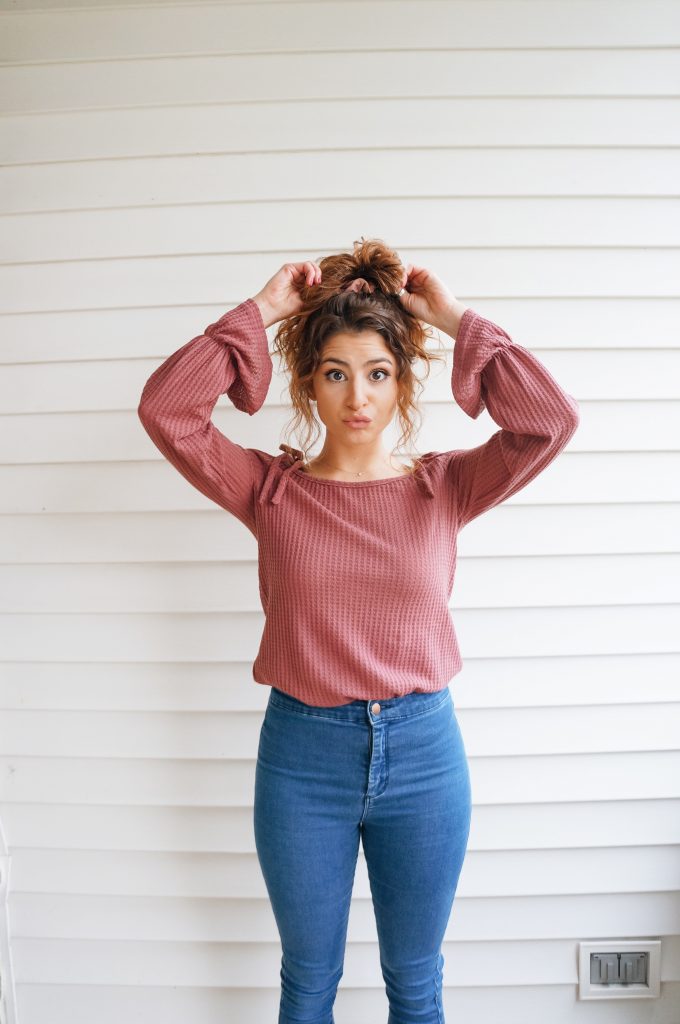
253, 684, 472, 1024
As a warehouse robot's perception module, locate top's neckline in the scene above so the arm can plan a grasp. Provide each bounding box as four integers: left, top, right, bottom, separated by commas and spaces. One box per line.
295, 463, 416, 487
262, 445, 438, 504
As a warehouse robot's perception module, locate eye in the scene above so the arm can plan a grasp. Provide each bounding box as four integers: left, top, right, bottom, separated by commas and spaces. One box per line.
323, 369, 391, 382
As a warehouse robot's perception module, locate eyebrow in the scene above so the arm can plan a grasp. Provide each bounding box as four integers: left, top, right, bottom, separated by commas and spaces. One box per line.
320, 357, 394, 367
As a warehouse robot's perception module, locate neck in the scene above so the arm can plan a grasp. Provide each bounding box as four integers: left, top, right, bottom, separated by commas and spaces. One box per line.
307, 449, 406, 477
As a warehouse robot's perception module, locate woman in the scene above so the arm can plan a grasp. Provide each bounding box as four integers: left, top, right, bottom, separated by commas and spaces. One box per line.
138, 237, 580, 1023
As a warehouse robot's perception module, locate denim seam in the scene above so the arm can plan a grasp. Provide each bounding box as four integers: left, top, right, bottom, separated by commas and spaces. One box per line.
382, 691, 450, 723
268, 689, 450, 723
267, 698, 367, 725
434, 952, 444, 1024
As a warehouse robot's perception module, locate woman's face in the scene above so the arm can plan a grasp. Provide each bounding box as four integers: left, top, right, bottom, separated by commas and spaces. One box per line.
309, 329, 399, 443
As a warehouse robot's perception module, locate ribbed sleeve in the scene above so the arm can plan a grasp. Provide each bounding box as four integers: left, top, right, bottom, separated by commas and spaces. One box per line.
137, 297, 273, 535
450, 307, 580, 528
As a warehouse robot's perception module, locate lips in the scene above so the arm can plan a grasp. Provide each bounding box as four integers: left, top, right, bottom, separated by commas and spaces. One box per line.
344, 418, 371, 425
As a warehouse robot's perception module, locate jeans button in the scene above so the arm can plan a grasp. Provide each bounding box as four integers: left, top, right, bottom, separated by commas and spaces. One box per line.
371, 702, 381, 714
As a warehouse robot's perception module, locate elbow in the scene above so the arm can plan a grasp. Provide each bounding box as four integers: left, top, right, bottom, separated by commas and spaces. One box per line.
137, 397, 152, 430
552, 398, 580, 451
563, 394, 581, 438
137, 393, 162, 439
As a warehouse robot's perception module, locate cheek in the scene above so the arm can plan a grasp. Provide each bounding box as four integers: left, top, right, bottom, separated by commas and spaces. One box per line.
381, 383, 400, 410
313, 385, 341, 414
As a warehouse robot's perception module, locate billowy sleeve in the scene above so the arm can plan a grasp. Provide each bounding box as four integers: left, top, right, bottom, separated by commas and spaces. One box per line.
137, 297, 273, 536
447, 307, 580, 528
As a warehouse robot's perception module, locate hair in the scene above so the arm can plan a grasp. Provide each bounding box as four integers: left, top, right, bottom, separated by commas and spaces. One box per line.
272, 236, 446, 472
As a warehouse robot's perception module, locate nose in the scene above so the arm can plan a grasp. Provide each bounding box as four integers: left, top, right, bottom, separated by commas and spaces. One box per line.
347, 385, 369, 409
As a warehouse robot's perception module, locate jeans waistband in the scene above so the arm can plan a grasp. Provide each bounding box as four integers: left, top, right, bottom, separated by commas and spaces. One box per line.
268, 685, 451, 723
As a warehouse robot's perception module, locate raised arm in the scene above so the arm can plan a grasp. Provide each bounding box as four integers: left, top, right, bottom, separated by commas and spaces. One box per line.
137, 297, 273, 536
447, 307, 580, 528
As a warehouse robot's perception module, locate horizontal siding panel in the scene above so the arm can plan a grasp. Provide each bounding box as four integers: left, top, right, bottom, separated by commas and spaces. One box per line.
2, 248, 678, 316
2, 299, 678, 363
12, 931, 674, 990
4, 50, 680, 114
6, 930, 680, 994
2, 554, 680, 612
0, 0, 308, 9
7, 845, 680, 900
5, 799, 679, 852
2, 1, 679, 61
0, 0, 320, 8
0, 603, 678, 663
5, 198, 680, 263
1, 656, 680, 712
6, 395, 680, 464
3, 450, 619, 514
2, 505, 678, 562
429, 399, 680, 452
7, 894, 680, 976
4, 150, 680, 215
1, 749, 679, 805
22, 395, 680, 460
3, 97, 680, 165
13, 981, 680, 1024
1, 702, 679, 757
6, 888, 680, 942
1, 604, 678, 663
0, 457, 672, 518
2, 348, 675, 415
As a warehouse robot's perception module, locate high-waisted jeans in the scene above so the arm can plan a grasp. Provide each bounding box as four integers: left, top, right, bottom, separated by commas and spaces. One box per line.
253, 684, 472, 1024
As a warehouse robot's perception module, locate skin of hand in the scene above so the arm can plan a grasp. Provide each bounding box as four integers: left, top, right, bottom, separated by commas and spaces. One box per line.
251, 261, 322, 328
397, 263, 466, 334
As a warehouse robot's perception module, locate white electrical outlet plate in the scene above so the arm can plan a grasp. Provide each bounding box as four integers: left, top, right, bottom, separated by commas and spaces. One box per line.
578, 940, 661, 1000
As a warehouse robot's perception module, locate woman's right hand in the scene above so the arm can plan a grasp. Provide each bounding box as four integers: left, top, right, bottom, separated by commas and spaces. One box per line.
251, 261, 322, 328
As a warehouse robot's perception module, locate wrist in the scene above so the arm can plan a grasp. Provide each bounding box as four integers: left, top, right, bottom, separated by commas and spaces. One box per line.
251, 293, 278, 330
438, 300, 470, 340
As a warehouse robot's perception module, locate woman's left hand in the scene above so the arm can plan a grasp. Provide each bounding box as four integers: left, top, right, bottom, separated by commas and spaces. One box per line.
397, 263, 462, 332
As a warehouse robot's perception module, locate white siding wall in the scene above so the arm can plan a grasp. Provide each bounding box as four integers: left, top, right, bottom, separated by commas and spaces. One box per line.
1, 1, 679, 1022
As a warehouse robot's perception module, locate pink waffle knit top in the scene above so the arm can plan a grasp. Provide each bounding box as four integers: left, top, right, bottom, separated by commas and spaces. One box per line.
138, 297, 580, 707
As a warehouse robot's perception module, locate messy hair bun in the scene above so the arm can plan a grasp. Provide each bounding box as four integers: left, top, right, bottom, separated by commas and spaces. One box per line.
272, 236, 445, 465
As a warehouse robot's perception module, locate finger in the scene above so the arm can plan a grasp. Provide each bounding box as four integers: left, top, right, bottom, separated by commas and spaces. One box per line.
407, 263, 427, 279
302, 261, 321, 286
404, 265, 428, 290
287, 263, 306, 281
403, 262, 423, 287
289, 262, 314, 287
